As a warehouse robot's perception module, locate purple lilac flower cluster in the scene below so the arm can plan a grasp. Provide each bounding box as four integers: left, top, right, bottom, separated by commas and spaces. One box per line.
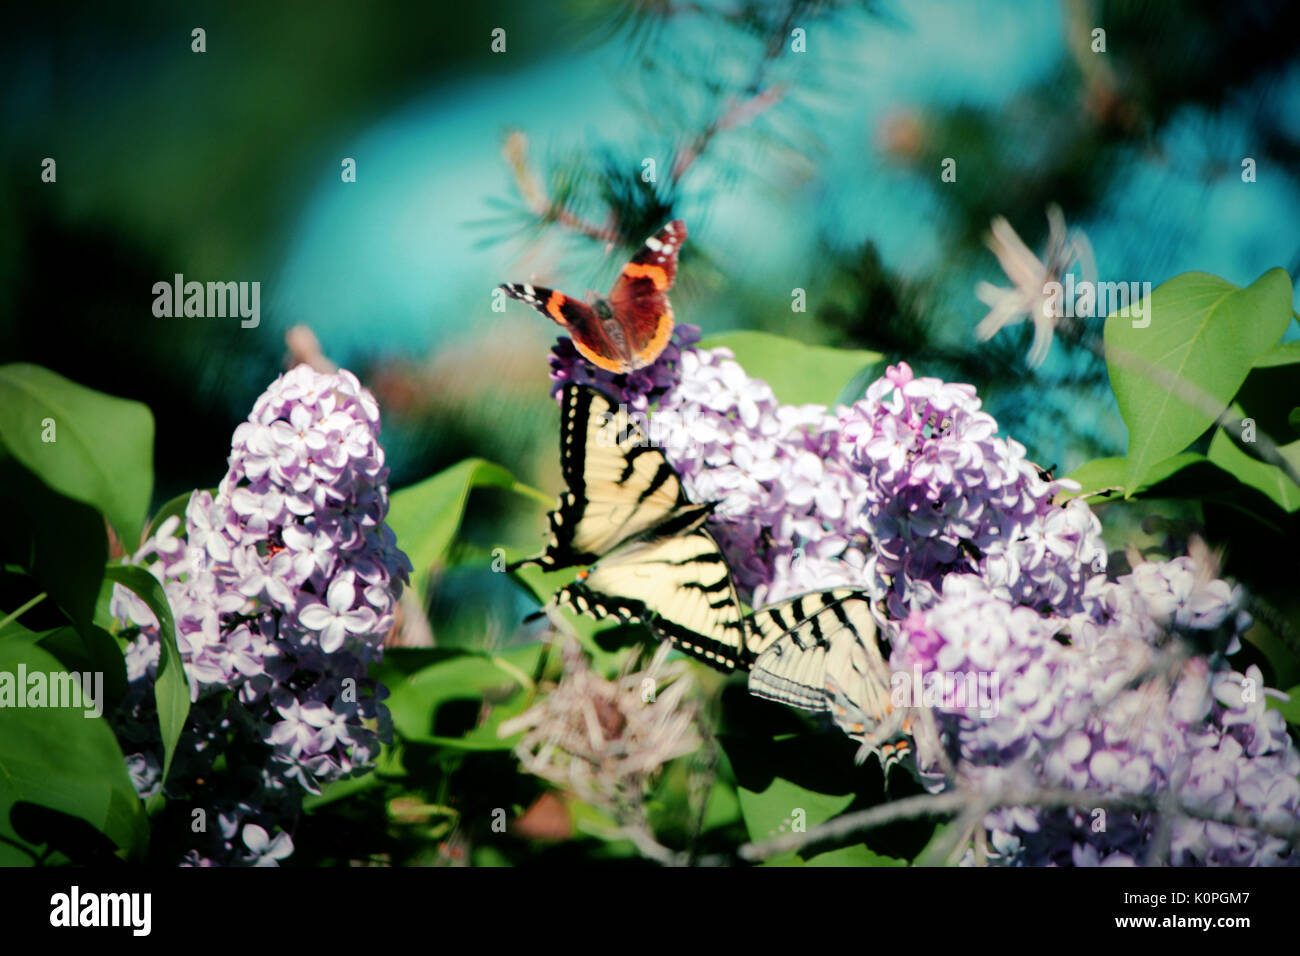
890, 564, 1298, 866
654, 347, 871, 603
549, 328, 1298, 866
548, 325, 702, 413
111, 365, 410, 865
837, 361, 1107, 618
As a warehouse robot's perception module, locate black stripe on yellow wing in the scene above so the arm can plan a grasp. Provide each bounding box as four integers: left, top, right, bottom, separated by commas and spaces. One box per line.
748, 588, 913, 769
825, 649, 912, 772
746, 589, 878, 711
554, 526, 750, 670
509, 385, 696, 572
746, 588, 869, 657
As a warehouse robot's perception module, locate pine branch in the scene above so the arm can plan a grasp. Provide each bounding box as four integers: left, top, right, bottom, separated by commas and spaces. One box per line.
497, 0, 829, 245
503, 130, 623, 244
670, 84, 786, 182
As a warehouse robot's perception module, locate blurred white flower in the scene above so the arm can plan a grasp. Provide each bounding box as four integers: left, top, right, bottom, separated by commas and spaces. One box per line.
974, 204, 1095, 367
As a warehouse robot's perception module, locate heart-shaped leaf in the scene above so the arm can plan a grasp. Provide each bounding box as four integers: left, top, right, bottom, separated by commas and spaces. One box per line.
387, 458, 546, 606
698, 331, 882, 406
1104, 269, 1292, 492
0, 364, 154, 549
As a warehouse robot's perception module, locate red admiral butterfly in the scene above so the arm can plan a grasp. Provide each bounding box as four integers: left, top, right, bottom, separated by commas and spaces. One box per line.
500, 220, 686, 374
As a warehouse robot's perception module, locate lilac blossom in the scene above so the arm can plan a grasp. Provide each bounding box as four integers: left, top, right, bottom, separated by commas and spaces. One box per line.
240, 824, 295, 867
838, 361, 1106, 618
889, 564, 1298, 867
110, 364, 410, 865
297, 571, 378, 653
548, 324, 702, 412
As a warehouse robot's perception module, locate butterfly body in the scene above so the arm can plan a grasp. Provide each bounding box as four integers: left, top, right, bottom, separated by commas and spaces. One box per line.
501, 220, 686, 374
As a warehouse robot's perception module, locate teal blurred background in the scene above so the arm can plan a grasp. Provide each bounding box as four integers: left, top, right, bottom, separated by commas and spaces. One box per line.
4, 0, 1299, 644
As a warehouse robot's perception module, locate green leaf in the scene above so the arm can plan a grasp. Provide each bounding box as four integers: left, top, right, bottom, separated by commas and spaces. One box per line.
103, 564, 189, 798
1198, 342, 1300, 511
1207, 420, 1300, 512
738, 776, 890, 866
1253, 341, 1300, 369
377, 644, 541, 747
1104, 269, 1293, 492
914, 820, 965, 867
0, 455, 107, 631
701, 779, 742, 833
0, 642, 147, 864
1059, 456, 1127, 501
1243, 620, 1300, 696
0, 364, 154, 549
1267, 684, 1300, 726
36, 625, 128, 707
92, 573, 119, 631
1230, 341, 1300, 449
0, 614, 43, 643
1062, 452, 1203, 502
388, 458, 546, 605
738, 775, 851, 842
697, 331, 882, 406
804, 841, 907, 866
1063, 451, 1295, 532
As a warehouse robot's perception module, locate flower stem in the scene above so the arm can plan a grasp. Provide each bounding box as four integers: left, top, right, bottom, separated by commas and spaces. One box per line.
0, 592, 48, 632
